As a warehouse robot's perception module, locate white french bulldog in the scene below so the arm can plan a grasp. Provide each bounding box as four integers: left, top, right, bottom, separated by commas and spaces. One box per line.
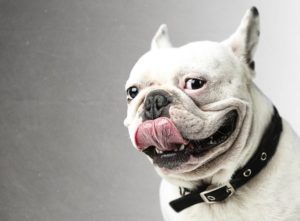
124, 7, 300, 221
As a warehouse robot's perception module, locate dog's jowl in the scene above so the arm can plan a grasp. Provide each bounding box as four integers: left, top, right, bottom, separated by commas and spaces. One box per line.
124, 7, 300, 221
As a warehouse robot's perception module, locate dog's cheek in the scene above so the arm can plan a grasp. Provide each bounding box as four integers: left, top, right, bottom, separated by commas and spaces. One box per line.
169, 106, 205, 140
182, 83, 224, 107
187, 79, 249, 107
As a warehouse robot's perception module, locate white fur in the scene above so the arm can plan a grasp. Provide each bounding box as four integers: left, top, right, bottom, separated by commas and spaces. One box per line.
125, 7, 300, 221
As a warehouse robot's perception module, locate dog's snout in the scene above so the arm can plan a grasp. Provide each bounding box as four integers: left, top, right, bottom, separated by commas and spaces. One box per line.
145, 94, 168, 111
144, 90, 171, 120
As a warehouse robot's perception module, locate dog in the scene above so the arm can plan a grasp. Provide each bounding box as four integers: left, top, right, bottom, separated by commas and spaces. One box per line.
124, 7, 300, 221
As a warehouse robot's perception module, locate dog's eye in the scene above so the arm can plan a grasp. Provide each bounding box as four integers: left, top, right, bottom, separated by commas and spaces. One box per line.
185, 78, 206, 90
127, 86, 139, 100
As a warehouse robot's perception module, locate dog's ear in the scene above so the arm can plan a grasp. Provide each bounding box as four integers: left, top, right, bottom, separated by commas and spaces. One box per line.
151, 24, 172, 50
223, 7, 260, 73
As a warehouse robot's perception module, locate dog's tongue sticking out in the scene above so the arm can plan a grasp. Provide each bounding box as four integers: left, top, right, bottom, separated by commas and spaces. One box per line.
135, 117, 188, 151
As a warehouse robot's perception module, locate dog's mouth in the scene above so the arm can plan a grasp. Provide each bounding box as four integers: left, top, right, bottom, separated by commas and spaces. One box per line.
137, 110, 238, 169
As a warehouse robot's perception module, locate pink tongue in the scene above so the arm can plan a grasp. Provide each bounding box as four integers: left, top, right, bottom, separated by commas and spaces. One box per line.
135, 117, 188, 151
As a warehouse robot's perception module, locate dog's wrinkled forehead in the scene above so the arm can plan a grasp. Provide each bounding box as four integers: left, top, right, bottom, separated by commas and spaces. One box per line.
127, 41, 242, 88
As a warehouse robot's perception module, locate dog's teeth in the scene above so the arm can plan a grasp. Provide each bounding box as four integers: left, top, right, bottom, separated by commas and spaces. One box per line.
155, 148, 163, 154
209, 140, 216, 145
179, 144, 185, 151
208, 136, 215, 145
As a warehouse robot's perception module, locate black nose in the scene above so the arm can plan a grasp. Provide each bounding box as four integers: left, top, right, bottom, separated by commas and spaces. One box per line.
144, 90, 171, 120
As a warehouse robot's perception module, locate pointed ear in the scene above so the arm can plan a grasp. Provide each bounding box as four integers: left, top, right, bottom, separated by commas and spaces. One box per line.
223, 7, 260, 71
151, 24, 172, 50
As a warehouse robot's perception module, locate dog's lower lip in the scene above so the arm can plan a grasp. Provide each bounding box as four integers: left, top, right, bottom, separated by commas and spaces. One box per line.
142, 110, 238, 169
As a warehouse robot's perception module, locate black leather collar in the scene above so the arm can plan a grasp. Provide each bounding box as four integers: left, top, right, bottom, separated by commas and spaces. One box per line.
169, 106, 282, 212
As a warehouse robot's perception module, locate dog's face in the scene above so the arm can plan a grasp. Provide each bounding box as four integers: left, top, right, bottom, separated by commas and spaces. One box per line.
125, 8, 260, 183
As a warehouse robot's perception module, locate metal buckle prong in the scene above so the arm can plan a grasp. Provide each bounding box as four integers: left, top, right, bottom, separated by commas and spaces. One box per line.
199, 182, 235, 204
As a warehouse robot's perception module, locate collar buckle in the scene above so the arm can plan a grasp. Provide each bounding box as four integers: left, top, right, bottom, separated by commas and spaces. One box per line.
200, 182, 235, 204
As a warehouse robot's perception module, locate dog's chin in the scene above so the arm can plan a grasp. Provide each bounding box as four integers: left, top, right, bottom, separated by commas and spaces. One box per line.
143, 110, 239, 174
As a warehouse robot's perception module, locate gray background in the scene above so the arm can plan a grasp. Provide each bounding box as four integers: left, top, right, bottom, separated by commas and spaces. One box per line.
0, 0, 299, 221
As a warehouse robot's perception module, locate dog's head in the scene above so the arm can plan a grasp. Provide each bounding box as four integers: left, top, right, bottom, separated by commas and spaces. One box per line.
124, 7, 260, 185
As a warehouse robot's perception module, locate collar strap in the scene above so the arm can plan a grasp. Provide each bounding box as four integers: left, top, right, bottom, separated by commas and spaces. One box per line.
169, 106, 282, 212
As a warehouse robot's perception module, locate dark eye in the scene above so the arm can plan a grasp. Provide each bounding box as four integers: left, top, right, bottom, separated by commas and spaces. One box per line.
127, 86, 139, 100
185, 78, 206, 90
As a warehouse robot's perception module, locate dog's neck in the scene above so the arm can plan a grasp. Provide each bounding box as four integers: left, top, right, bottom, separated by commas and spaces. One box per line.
238, 83, 274, 169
